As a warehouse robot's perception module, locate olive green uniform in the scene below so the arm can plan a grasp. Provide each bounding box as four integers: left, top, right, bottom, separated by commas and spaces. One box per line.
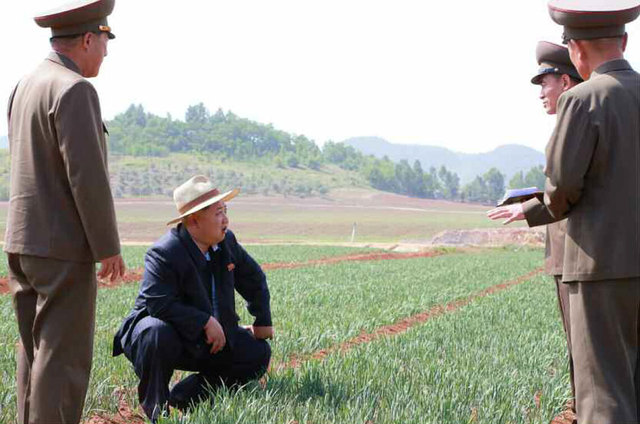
5, 52, 120, 424
524, 59, 640, 422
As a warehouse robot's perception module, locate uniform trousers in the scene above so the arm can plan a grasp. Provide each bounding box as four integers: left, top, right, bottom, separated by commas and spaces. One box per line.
122, 316, 271, 422
568, 277, 640, 424
555, 275, 576, 413
7, 253, 96, 424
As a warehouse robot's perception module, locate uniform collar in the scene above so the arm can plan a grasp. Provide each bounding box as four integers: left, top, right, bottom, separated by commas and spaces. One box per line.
46, 51, 82, 75
593, 59, 632, 77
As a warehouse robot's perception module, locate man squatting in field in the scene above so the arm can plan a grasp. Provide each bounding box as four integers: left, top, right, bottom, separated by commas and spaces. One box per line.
113, 175, 273, 422
498, 40, 583, 419
5, 1, 126, 423
488, 1, 640, 422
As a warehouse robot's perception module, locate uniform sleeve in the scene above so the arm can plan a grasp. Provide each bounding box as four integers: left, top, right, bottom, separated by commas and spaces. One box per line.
543, 92, 598, 219
522, 197, 558, 227
7, 83, 18, 133
55, 80, 120, 261
228, 233, 272, 327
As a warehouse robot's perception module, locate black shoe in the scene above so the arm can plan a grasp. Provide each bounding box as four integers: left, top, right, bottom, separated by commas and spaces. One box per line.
169, 373, 216, 412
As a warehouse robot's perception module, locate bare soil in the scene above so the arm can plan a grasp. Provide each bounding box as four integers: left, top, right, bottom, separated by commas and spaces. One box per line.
83, 388, 146, 424
550, 403, 577, 424
430, 227, 545, 247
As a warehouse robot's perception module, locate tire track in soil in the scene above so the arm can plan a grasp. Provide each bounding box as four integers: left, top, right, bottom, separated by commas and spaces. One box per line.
84, 266, 546, 424
0, 250, 450, 294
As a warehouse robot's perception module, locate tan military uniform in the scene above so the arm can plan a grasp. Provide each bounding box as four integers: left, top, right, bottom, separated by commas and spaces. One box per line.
530, 40, 579, 414
545, 220, 574, 409
5, 52, 120, 424
524, 59, 640, 279
524, 59, 640, 423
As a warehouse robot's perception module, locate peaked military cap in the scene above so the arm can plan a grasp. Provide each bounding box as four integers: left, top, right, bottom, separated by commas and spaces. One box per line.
548, 0, 640, 43
34, 0, 116, 40
531, 41, 583, 84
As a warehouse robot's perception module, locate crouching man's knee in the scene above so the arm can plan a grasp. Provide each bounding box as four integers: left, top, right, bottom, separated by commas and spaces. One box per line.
131, 316, 183, 367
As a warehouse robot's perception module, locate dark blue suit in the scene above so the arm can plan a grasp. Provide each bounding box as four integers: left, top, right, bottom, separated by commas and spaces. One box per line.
113, 225, 272, 421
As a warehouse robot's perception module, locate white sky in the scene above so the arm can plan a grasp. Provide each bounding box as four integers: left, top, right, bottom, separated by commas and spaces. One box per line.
1, 0, 639, 153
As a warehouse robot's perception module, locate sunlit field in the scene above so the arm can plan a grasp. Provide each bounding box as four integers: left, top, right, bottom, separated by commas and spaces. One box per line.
0, 244, 571, 424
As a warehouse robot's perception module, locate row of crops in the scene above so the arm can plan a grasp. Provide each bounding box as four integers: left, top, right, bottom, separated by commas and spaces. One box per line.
0, 245, 570, 424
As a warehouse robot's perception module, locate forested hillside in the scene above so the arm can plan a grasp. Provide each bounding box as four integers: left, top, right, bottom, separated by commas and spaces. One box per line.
0, 104, 546, 204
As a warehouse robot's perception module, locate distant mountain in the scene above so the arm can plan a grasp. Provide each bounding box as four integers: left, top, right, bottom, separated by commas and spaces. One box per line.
343, 136, 545, 183
0, 135, 7, 149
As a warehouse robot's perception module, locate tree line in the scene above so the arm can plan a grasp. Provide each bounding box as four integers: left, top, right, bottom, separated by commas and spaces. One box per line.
102, 103, 546, 204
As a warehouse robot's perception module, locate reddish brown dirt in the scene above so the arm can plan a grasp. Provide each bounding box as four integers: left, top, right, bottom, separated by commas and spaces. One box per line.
260, 250, 445, 271
0, 270, 146, 294
83, 389, 146, 424
0, 250, 446, 294
274, 267, 543, 371
550, 402, 576, 424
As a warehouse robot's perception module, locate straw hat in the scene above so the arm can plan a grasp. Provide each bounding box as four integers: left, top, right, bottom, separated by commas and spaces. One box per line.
166, 175, 239, 225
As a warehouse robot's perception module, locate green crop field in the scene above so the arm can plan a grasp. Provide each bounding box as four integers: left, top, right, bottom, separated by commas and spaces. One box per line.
0, 244, 382, 279
180, 274, 568, 424
0, 244, 570, 424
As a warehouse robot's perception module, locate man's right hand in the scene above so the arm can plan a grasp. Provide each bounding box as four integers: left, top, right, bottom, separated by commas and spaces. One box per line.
486, 203, 526, 225
204, 316, 226, 354
98, 254, 126, 282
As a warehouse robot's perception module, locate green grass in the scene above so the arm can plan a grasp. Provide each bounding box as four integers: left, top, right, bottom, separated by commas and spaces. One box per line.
243, 245, 382, 264
0, 246, 558, 423
118, 244, 385, 275
161, 274, 569, 424
249, 248, 543, 362
109, 153, 369, 197
0, 294, 16, 424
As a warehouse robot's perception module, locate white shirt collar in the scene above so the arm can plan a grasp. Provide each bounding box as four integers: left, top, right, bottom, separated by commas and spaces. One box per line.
203, 244, 219, 261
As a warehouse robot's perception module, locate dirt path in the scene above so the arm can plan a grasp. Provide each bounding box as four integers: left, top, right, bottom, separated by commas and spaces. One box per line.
275, 267, 544, 370
261, 249, 446, 271
0, 250, 450, 295
84, 267, 547, 424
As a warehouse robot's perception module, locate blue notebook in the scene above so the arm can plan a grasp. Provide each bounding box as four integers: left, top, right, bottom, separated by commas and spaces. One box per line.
497, 187, 543, 206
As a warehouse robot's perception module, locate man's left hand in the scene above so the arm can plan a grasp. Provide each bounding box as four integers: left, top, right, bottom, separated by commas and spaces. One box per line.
245, 325, 274, 340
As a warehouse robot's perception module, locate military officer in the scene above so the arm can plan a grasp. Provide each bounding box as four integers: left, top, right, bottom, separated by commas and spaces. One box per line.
531, 40, 582, 419
5, 1, 125, 423
489, 40, 582, 421
487, 1, 640, 422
